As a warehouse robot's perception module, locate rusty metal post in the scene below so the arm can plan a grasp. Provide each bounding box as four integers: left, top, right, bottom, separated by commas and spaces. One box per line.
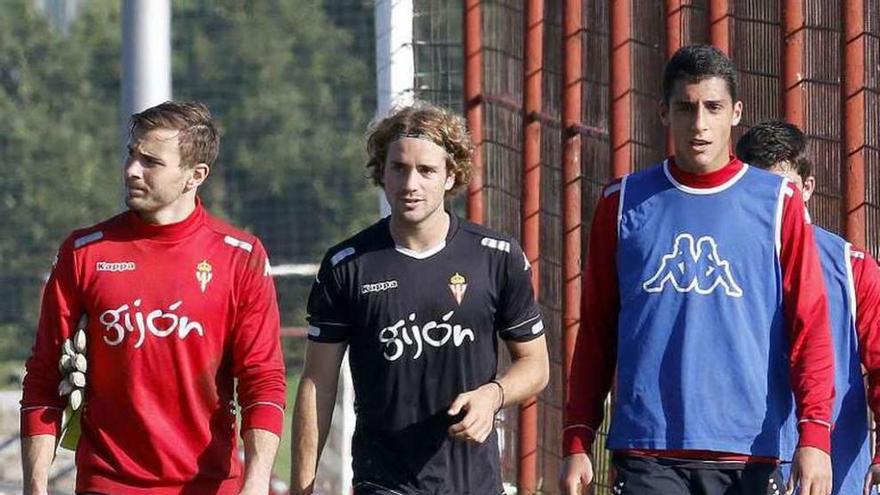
843, 0, 866, 246
665, 0, 683, 155
464, 0, 485, 224
610, 0, 632, 177
562, 0, 582, 392
708, 0, 731, 55
519, 0, 543, 492
782, 0, 805, 126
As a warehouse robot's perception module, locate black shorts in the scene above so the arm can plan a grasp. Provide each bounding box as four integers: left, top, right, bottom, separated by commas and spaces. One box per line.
353, 480, 505, 495
353, 480, 407, 494
611, 454, 784, 495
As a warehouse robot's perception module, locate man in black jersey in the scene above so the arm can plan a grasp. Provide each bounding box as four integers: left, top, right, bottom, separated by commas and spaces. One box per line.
290, 102, 550, 495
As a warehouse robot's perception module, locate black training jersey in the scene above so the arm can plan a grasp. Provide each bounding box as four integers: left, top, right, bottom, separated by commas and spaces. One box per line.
307, 213, 544, 495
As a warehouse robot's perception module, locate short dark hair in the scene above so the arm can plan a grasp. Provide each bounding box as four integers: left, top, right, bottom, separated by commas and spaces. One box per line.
129, 101, 220, 169
735, 120, 812, 178
662, 44, 738, 103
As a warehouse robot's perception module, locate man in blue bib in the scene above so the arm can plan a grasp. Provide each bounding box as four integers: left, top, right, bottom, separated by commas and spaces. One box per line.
737, 120, 880, 495
560, 45, 836, 495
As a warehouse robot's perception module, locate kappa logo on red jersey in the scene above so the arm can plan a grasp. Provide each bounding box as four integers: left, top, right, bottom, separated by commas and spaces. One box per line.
448, 272, 467, 304
643, 233, 743, 297
96, 261, 136, 272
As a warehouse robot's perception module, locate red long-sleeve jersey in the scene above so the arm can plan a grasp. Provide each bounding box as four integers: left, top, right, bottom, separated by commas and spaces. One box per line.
849, 248, 880, 463
21, 202, 286, 495
564, 158, 835, 460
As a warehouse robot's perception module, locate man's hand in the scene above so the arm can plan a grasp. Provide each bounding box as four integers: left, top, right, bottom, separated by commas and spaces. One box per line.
863, 463, 880, 495
788, 446, 832, 495
558, 453, 593, 495
447, 383, 502, 443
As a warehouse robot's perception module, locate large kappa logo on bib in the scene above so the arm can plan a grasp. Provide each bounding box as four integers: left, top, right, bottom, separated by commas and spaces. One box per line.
642, 233, 743, 297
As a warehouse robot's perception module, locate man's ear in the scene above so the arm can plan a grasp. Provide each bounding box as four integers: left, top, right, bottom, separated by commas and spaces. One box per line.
659, 100, 670, 127
186, 163, 210, 191
445, 173, 455, 191
731, 100, 743, 127
802, 175, 816, 203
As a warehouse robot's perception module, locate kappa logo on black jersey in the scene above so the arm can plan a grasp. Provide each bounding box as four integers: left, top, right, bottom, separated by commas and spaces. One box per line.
362, 280, 399, 294
643, 233, 743, 297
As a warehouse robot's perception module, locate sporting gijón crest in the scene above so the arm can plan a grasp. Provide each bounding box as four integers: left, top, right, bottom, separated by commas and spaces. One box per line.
448, 272, 467, 304
642, 233, 743, 297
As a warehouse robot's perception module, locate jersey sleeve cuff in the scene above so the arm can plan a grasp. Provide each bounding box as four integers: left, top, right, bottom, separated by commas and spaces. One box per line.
797, 421, 831, 454
498, 315, 544, 342
240, 402, 285, 437
306, 323, 350, 343
20, 407, 62, 437
563, 425, 595, 456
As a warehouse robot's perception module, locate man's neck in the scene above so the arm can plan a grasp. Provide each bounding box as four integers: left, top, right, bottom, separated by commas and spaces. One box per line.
136, 197, 197, 225
674, 153, 730, 174
390, 211, 450, 252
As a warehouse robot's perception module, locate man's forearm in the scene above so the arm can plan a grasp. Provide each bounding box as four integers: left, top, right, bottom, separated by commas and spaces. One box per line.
496, 337, 549, 408
240, 428, 280, 495
289, 375, 338, 494
22, 434, 55, 495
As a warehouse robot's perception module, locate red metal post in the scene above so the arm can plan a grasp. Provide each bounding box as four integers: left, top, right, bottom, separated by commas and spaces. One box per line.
665, 0, 683, 155
464, 0, 485, 224
561, 0, 582, 392
519, 0, 543, 492
782, 0, 805, 126
610, 0, 632, 177
843, 0, 866, 246
708, 0, 731, 55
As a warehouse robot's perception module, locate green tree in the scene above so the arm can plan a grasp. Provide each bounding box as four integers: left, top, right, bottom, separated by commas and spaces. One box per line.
0, 0, 121, 359
173, 0, 376, 264
172, 0, 378, 332
0, 0, 377, 359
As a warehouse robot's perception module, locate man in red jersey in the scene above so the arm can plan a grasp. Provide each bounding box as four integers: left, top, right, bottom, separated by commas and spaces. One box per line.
21, 101, 286, 495
559, 45, 834, 495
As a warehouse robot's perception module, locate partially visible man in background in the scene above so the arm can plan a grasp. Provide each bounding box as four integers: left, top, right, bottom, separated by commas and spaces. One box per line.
737, 120, 880, 495
21, 101, 286, 495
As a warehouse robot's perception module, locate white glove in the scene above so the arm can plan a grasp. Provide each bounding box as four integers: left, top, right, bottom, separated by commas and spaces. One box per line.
58, 318, 87, 411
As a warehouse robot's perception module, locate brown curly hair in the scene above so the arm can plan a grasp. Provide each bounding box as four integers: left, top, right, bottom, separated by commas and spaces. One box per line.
366, 102, 474, 194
